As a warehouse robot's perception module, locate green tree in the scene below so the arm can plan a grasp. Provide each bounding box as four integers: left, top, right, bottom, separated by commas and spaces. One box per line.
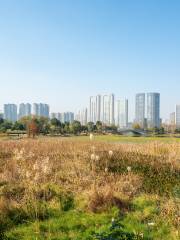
12, 121, 25, 131
51, 118, 61, 127
96, 121, 102, 132
70, 121, 81, 135
0, 118, 4, 125
0, 121, 13, 132
81, 125, 88, 133
49, 118, 62, 134
152, 127, 159, 135
159, 127, 165, 134
37, 117, 49, 134
104, 124, 117, 132
64, 122, 70, 133
175, 128, 180, 133
86, 122, 95, 132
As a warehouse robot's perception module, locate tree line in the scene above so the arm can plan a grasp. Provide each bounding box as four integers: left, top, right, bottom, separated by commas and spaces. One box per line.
0, 116, 117, 135
0, 116, 179, 136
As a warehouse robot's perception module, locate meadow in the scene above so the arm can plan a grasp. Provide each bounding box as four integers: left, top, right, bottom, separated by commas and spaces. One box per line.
0, 135, 179, 239
66, 134, 180, 144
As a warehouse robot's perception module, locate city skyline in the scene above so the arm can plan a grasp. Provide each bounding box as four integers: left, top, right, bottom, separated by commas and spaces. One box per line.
1, 92, 180, 128
0, 1, 180, 121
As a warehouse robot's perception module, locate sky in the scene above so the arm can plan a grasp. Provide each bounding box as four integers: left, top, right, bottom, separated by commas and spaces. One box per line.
0, 0, 180, 121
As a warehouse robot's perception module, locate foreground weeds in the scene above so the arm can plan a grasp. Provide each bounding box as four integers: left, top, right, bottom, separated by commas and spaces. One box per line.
0, 138, 179, 239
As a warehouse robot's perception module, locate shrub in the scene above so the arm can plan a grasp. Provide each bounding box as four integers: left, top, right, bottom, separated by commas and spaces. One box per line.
59, 191, 74, 211
94, 219, 147, 240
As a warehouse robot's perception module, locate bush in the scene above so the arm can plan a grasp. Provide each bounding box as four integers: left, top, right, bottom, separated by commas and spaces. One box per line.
0, 215, 13, 240
59, 191, 74, 211
94, 219, 147, 240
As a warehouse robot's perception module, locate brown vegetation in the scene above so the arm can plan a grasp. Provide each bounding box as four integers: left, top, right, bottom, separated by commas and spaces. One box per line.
0, 138, 179, 234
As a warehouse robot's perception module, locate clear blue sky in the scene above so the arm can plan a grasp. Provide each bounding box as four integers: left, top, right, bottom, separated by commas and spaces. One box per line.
0, 0, 180, 120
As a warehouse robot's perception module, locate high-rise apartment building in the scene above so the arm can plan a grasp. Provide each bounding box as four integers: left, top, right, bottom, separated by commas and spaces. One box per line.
89, 95, 101, 123
66, 112, 74, 123
44, 104, 49, 118
19, 103, 26, 119
61, 112, 74, 123
96, 95, 101, 122
82, 108, 88, 125
169, 112, 175, 126
61, 113, 65, 123
32, 103, 49, 118
102, 94, 115, 125
89, 96, 97, 123
33, 103, 39, 116
75, 112, 79, 122
89, 94, 114, 125
4, 104, 17, 122
175, 105, 180, 128
147, 93, 160, 128
135, 93, 145, 128
39, 103, 49, 118
109, 94, 115, 125
102, 95, 110, 125
76, 108, 88, 125
116, 99, 128, 129
39, 104, 44, 116
19, 103, 31, 119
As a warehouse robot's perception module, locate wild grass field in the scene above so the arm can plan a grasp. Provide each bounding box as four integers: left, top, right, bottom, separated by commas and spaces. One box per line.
0, 135, 179, 239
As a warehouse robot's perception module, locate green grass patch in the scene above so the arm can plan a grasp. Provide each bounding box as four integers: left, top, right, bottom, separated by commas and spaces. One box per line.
5, 196, 178, 240
121, 195, 177, 240
65, 135, 180, 144
5, 209, 118, 240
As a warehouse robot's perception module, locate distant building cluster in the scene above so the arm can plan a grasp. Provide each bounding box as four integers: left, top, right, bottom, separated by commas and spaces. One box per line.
2, 103, 50, 122
32, 103, 49, 118
76, 92, 161, 129
1, 92, 180, 129
87, 94, 116, 125
50, 112, 74, 123
82, 94, 128, 128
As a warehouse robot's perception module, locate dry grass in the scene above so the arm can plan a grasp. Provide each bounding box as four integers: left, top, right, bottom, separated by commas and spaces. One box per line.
0, 137, 179, 237
0, 138, 179, 194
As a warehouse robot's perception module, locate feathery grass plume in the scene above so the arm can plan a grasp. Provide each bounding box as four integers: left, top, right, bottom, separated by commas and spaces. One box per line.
90, 133, 94, 141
